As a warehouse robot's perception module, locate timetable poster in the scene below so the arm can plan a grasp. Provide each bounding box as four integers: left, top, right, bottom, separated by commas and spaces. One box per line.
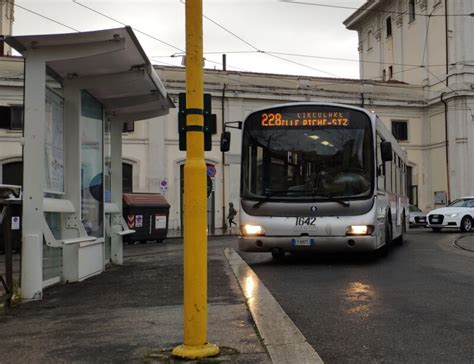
44, 88, 65, 194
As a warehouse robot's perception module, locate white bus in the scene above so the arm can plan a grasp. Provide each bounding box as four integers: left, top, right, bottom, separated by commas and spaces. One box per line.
238, 103, 409, 258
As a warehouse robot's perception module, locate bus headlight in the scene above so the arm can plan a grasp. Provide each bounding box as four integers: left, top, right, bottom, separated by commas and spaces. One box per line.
241, 224, 265, 236
346, 225, 374, 235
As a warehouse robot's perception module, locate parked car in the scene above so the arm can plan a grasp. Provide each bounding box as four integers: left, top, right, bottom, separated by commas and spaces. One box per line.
409, 205, 426, 227
426, 196, 474, 232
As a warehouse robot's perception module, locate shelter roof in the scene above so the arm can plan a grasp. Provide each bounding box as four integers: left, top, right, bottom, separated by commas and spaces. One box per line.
5, 26, 174, 121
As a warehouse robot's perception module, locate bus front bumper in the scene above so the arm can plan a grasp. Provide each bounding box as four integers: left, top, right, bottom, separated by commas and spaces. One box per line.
239, 235, 378, 253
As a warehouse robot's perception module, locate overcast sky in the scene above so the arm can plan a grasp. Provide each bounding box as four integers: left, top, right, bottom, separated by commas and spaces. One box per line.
12, 0, 366, 79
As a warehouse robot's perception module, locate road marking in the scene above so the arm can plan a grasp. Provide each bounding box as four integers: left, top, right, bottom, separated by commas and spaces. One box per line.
224, 248, 324, 364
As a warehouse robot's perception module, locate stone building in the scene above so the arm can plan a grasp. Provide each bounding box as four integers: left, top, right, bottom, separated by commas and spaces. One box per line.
345, 0, 474, 205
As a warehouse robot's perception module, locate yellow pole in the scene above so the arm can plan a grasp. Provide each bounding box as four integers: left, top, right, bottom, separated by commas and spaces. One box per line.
172, 0, 219, 359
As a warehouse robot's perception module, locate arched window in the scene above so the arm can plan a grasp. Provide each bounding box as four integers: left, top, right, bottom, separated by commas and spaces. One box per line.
367, 29, 373, 50
386, 16, 392, 37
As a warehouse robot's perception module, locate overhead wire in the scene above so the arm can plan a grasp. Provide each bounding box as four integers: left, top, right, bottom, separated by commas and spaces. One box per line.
72, 0, 247, 71
9, 0, 80, 32
72, 0, 183, 52
421, 9, 435, 68
279, 1, 474, 17
197, 5, 339, 77
177, 0, 341, 78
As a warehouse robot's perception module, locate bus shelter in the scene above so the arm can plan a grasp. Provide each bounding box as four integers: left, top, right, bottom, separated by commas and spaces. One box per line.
5, 27, 174, 300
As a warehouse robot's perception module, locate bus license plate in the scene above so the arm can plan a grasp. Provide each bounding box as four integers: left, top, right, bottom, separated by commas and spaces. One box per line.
292, 238, 314, 246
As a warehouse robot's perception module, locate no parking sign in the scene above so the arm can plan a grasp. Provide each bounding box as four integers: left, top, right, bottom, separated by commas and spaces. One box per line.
207, 165, 216, 178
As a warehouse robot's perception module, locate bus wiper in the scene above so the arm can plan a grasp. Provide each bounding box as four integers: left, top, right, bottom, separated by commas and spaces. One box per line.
311, 192, 350, 207
252, 190, 350, 208
253, 190, 294, 208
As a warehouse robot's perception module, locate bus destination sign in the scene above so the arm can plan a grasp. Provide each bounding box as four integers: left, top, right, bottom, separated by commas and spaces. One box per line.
260, 111, 349, 128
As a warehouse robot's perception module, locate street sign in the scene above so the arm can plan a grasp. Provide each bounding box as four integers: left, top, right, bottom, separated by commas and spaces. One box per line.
160, 178, 168, 192
11, 216, 20, 230
207, 165, 216, 178
135, 215, 143, 228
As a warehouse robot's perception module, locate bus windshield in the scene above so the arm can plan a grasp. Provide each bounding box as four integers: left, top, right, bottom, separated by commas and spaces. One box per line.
242, 105, 374, 201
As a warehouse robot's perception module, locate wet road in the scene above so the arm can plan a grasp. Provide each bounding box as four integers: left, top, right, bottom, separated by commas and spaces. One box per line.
238, 229, 474, 363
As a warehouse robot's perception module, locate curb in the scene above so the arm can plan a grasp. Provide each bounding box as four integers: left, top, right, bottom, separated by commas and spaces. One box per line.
224, 248, 324, 364
453, 235, 474, 253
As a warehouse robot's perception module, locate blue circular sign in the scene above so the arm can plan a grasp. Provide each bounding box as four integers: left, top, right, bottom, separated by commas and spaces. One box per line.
207, 165, 216, 178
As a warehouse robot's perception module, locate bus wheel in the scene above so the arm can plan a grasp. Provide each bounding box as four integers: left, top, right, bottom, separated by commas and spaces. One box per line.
395, 215, 406, 245
460, 216, 472, 232
271, 248, 285, 260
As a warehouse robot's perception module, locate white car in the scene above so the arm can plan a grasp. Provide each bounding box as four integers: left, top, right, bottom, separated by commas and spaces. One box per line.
427, 196, 474, 232
408, 205, 427, 227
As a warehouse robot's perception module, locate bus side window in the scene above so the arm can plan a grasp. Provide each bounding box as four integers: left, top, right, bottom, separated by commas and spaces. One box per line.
386, 156, 391, 193
376, 134, 385, 190
395, 155, 400, 194
401, 162, 405, 196
392, 152, 396, 193
402, 161, 406, 196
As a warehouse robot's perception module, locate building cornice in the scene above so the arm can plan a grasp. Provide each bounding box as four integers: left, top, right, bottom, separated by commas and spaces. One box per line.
343, 0, 382, 30
157, 66, 424, 105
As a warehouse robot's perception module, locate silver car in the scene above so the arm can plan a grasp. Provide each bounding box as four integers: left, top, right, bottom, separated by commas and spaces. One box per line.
409, 205, 427, 227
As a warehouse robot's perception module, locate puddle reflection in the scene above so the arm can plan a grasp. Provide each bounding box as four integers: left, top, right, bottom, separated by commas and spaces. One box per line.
344, 281, 376, 318
244, 275, 256, 298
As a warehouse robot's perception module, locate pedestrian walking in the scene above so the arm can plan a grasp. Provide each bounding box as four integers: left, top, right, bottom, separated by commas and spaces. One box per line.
227, 202, 237, 231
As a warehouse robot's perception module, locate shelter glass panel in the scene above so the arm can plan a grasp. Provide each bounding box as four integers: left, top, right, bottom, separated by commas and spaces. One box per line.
104, 118, 111, 261
43, 212, 62, 281
104, 119, 111, 203
80, 91, 104, 238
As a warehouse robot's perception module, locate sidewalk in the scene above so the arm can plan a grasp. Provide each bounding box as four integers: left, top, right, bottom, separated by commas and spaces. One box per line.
0, 237, 270, 363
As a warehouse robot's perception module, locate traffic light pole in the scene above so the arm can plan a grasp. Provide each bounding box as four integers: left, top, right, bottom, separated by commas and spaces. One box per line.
172, 0, 219, 359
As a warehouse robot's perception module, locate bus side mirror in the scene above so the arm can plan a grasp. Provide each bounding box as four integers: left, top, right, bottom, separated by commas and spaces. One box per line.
220, 131, 231, 152
381, 141, 393, 162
